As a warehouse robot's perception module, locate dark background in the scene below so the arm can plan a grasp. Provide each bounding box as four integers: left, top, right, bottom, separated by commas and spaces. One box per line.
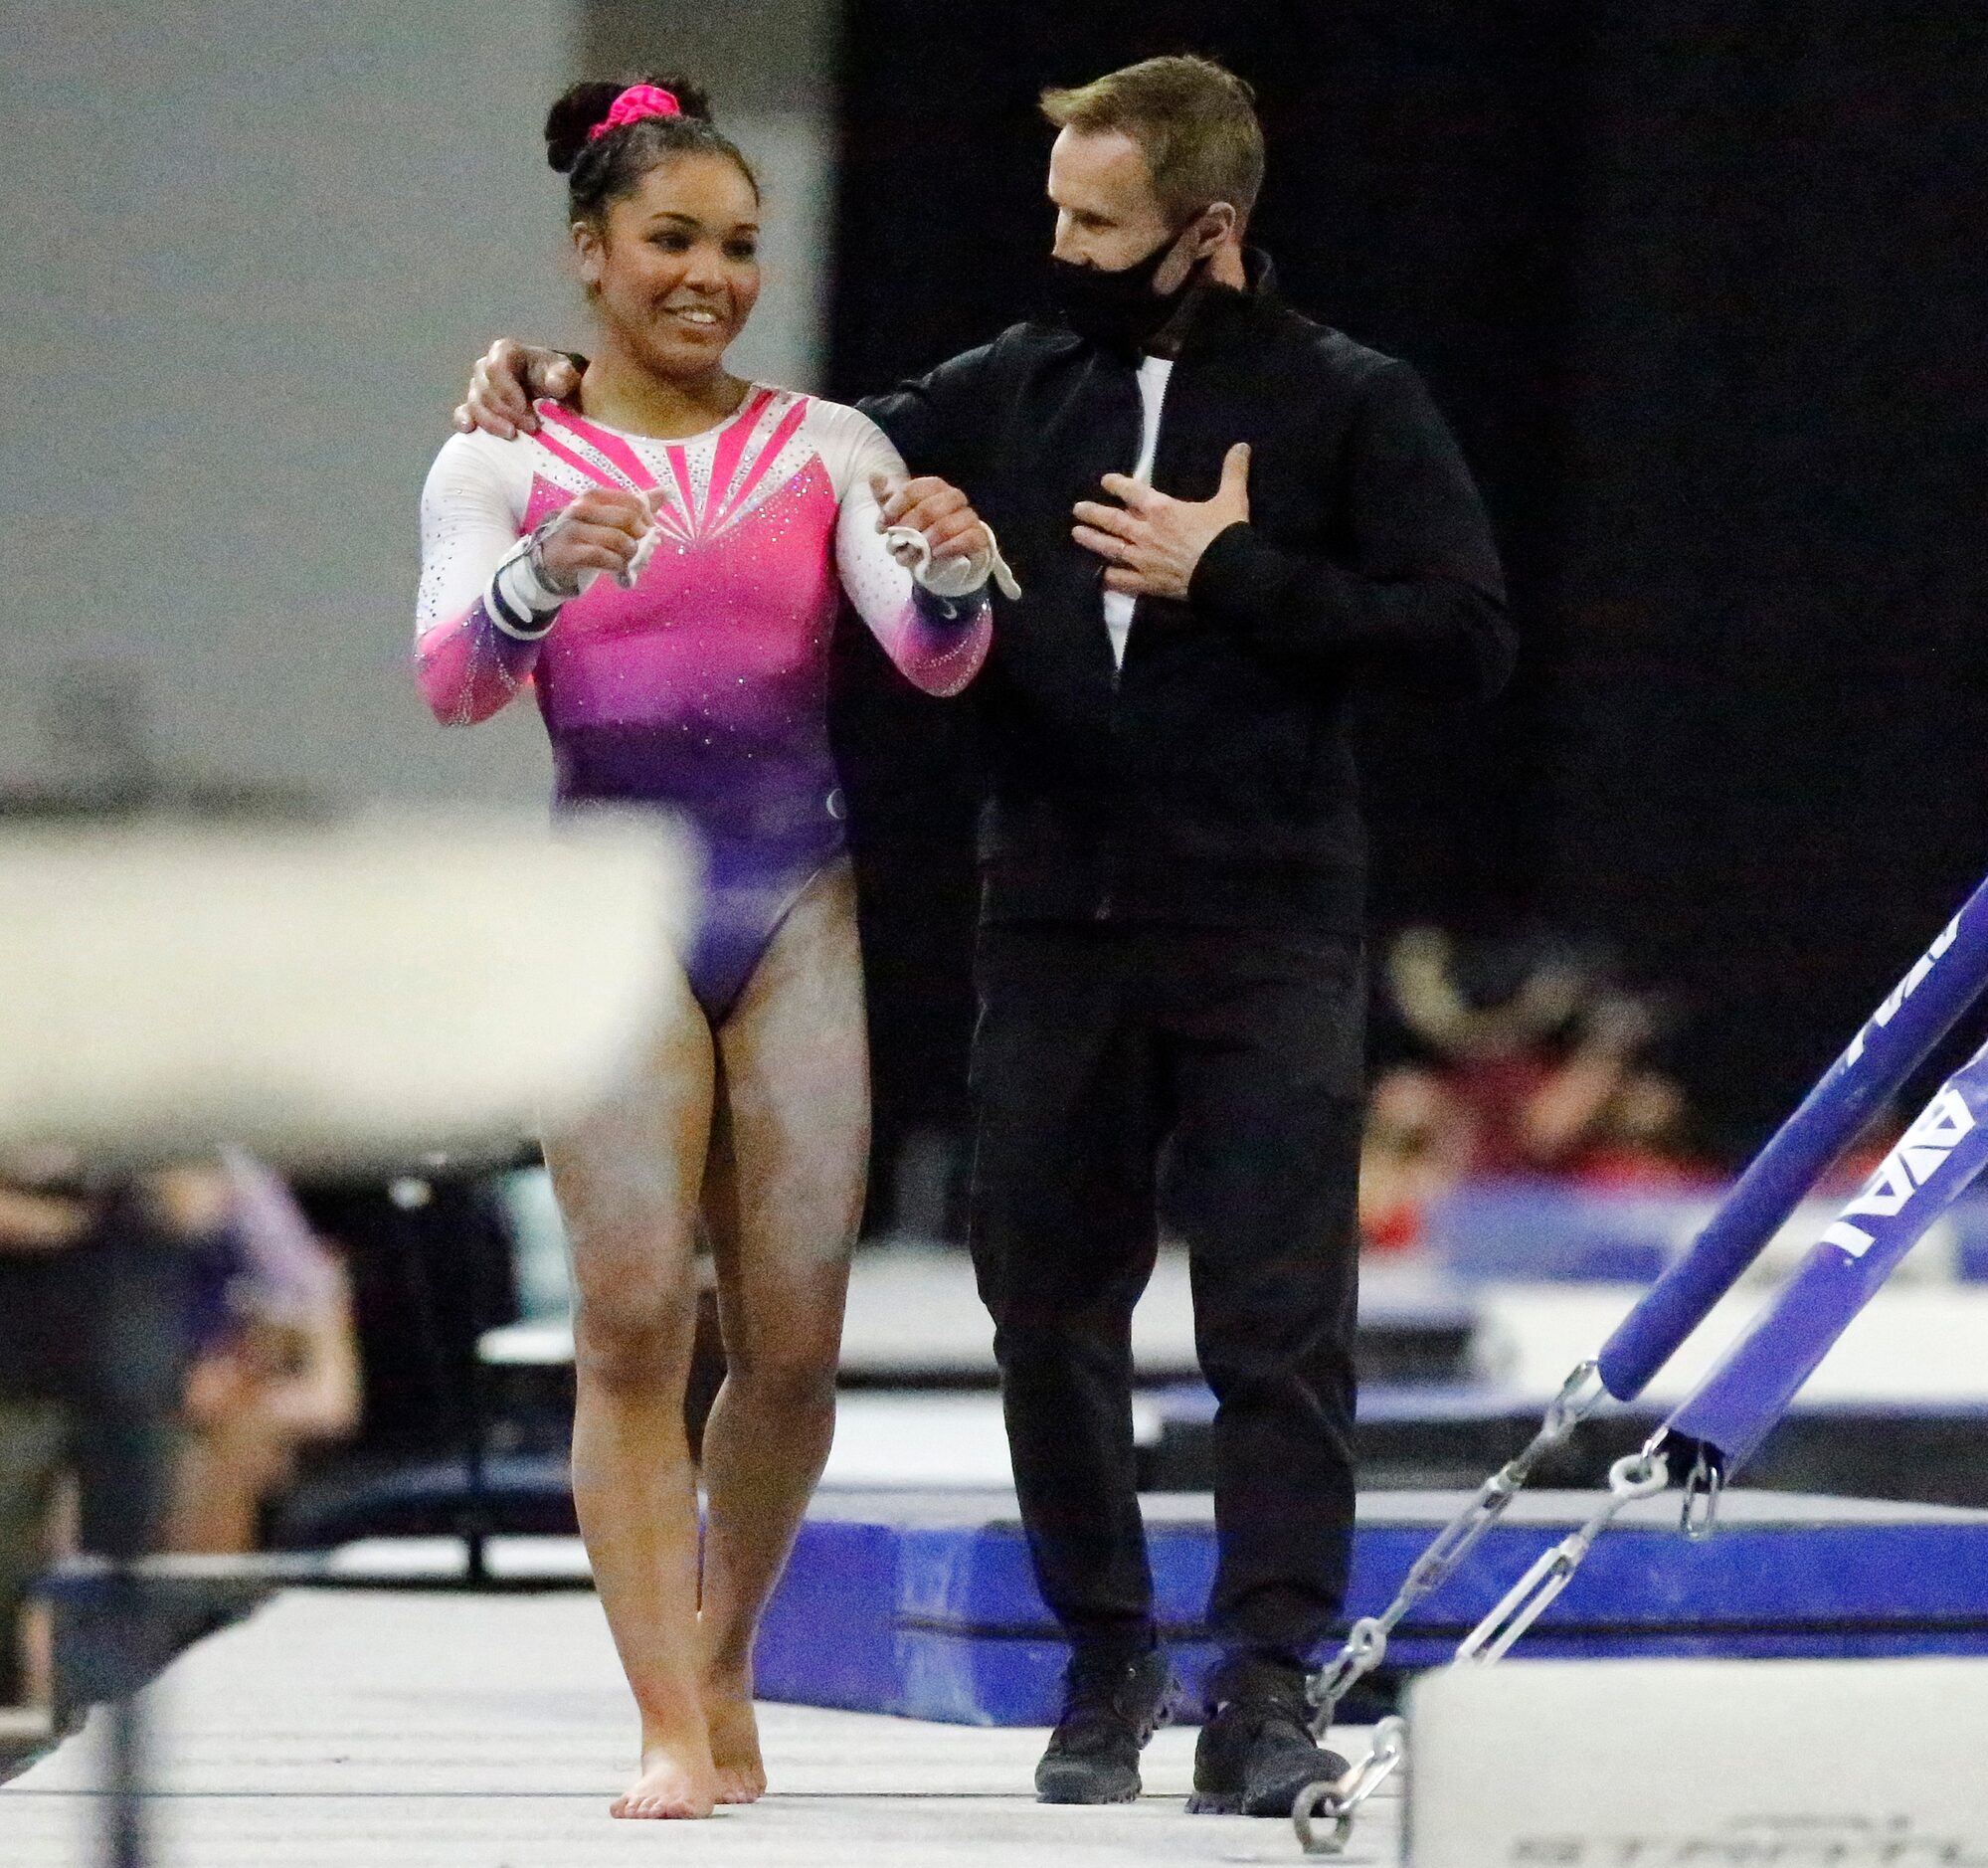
826, 0, 1988, 1175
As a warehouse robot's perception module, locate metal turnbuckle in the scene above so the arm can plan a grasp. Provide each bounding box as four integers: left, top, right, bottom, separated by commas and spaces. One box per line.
1305, 1360, 1605, 1737
1454, 1448, 1670, 1666
1292, 1715, 1406, 1856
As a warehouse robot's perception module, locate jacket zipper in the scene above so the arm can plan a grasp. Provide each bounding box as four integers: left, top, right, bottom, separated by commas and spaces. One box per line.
1097, 356, 1149, 921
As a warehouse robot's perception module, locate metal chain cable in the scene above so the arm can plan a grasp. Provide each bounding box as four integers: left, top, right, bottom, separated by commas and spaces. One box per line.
1293, 1383, 1669, 1859
1305, 1359, 1606, 1736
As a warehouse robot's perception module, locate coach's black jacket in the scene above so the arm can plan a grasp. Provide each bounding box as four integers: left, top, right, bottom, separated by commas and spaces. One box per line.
860, 256, 1513, 936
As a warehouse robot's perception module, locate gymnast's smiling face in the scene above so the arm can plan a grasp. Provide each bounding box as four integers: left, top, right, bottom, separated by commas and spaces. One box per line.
573, 152, 762, 382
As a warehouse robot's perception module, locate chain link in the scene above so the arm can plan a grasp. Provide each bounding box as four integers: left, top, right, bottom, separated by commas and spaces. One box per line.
1681, 1442, 1724, 1541
1292, 1715, 1406, 1855
1306, 1360, 1605, 1735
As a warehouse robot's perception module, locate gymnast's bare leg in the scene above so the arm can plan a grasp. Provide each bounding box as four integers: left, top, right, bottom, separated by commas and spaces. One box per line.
697, 860, 866, 1802
546, 955, 717, 1819
544, 861, 864, 1817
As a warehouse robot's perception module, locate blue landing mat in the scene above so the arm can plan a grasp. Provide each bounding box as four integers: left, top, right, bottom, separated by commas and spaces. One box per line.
754, 1489, 1988, 1725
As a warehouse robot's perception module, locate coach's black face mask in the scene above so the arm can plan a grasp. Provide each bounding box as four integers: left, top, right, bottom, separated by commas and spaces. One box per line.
1047, 222, 1203, 348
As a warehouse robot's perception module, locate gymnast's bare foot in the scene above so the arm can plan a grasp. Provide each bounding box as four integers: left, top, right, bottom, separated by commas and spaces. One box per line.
610, 1716, 718, 1819
705, 1667, 768, 1804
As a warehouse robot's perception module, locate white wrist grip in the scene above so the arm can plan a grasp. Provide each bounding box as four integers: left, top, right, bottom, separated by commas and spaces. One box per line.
883, 524, 1021, 601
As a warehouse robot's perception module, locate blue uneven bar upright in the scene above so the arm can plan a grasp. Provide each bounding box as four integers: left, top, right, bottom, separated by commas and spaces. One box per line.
1597, 874, 1988, 1401
1663, 1030, 1988, 1473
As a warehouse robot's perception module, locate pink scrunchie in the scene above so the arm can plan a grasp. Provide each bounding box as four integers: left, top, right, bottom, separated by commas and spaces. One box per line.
590, 84, 682, 140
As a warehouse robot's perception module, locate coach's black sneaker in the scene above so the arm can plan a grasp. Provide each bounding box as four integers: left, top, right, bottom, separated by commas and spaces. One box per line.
1187, 1655, 1350, 1817
1033, 1644, 1175, 1804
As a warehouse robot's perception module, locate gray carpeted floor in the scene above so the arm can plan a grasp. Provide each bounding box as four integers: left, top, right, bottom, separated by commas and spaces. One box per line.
0, 1590, 1397, 1866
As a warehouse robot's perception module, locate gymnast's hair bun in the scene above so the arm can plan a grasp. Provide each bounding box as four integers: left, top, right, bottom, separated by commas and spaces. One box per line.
544, 74, 716, 174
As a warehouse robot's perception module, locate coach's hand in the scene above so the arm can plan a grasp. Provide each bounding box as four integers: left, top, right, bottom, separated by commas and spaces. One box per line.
1072, 442, 1251, 600
452, 340, 583, 440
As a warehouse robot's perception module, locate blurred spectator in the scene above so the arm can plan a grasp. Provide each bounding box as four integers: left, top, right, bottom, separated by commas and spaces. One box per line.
1569, 1071, 1717, 1190
1357, 928, 1711, 1250
1386, 926, 1676, 1178
2, 1151, 360, 1725
1357, 1065, 1472, 1252
154, 1152, 361, 1555
0, 1162, 89, 1715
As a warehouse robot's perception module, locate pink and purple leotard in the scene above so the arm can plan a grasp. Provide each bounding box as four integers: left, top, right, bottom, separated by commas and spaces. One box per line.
415, 387, 992, 1020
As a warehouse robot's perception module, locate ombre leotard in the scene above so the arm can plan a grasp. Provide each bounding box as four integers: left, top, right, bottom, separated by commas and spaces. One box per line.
415, 388, 993, 1019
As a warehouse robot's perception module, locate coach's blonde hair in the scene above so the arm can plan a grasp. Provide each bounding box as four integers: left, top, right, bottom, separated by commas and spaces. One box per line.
1040, 55, 1264, 227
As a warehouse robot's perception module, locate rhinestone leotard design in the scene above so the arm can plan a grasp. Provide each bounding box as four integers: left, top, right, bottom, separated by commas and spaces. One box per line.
415, 388, 992, 1019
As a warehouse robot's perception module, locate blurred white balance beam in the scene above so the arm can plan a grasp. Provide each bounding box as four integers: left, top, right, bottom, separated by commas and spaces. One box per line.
0, 813, 694, 1170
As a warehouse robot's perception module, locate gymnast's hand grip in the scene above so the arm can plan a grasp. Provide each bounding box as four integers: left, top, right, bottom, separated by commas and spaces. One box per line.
883, 523, 1021, 601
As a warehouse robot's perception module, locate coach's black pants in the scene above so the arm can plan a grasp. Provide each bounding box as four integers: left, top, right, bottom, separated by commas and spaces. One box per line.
968, 920, 1363, 1668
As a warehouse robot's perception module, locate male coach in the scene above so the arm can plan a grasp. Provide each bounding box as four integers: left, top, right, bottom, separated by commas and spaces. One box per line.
462, 53, 1512, 1819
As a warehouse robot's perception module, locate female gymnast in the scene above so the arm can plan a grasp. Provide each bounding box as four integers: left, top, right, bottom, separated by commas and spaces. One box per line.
414, 74, 996, 1819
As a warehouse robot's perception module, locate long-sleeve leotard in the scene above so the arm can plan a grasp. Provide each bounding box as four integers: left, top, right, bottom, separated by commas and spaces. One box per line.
415, 386, 992, 1018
